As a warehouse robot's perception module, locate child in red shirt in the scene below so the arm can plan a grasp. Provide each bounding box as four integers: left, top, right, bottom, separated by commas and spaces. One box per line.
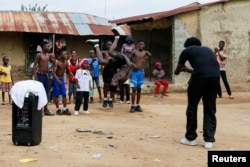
68, 58, 78, 104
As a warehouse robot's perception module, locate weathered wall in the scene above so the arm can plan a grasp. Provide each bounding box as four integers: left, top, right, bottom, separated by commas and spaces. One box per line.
199, 0, 250, 90
58, 35, 95, 59
172, 11, 200, 84
0, 32, 27, 80
0, 33, 113, 80
172, 0, 250, 91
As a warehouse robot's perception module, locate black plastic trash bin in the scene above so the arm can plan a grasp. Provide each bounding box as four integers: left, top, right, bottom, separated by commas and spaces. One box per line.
12, 92, 42, 146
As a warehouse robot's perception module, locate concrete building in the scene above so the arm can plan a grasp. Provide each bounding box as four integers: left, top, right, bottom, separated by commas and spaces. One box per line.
111, 0, 250, 92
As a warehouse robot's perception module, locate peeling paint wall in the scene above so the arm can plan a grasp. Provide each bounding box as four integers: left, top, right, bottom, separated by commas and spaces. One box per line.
200, 0, 250, 88
0, 32, 111, 81
172, 11, 200, 84
173, 0, 250, 91
0, 32, 27, 80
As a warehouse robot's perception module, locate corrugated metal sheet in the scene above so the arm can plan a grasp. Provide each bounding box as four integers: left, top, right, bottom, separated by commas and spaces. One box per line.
110, 0, 229, 25
0, 11, 130, 36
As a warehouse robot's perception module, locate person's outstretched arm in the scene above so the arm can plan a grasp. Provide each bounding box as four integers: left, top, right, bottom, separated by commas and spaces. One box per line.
32, 53, 41, 80
94, 45, 109, 65
121, 53, 138, 69
86, 39, 109, 65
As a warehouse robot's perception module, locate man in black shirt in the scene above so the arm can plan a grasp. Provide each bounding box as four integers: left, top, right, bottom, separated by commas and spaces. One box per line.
174, 37, 220, 149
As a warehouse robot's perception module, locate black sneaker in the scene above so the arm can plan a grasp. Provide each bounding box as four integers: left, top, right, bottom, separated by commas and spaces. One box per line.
56, 109, 63, 115
44, 109, 55, 116
130, 106, 136, 113
103, 100, 108, 108
108, 99, 113, 108
111, 27, 120, 36
135, 105, 143, 112
89, 97, 94, 104
86, 39, 99, 46
62, 109, 71, 115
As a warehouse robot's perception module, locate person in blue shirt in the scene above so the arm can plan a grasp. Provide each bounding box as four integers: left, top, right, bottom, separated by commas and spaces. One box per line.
88, 49, 102, 103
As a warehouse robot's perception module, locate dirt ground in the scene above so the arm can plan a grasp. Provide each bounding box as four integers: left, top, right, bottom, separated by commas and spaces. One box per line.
0, 90, 250, 167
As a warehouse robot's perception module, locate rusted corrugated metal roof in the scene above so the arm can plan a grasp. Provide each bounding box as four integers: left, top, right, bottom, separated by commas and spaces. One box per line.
110, 0, 229, 25
0, 11, 130, 36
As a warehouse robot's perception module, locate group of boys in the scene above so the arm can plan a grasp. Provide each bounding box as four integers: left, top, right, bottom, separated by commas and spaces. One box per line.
1, 25, 234, 150
86, 27, 151, 113
33, 42, 74, 116
32, 27, 151, 115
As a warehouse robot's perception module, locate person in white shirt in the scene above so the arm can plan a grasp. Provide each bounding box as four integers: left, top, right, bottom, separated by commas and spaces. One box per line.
74, 58, 93, 115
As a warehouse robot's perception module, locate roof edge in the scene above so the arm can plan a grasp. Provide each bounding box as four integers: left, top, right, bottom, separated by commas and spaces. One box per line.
110, 0, 229, 25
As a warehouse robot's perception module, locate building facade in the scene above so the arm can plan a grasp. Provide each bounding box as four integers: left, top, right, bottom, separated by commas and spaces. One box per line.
111, 0, 250, 91
0, 11, 129, 79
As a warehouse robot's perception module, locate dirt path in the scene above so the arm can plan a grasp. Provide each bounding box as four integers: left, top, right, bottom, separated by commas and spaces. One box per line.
0, 92, 249, 167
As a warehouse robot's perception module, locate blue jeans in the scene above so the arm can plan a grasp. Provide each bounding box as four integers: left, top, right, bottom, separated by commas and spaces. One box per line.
68, 82, 77, 96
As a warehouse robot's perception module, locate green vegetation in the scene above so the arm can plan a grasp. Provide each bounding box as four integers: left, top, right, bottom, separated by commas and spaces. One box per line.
21, 4, 48, 12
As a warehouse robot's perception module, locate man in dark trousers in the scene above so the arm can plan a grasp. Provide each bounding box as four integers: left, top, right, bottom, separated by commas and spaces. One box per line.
174, 37, 220, 149
214, 40, 233, 99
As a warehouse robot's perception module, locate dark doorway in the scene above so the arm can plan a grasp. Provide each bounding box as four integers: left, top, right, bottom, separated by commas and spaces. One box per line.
131, 27, 173, 83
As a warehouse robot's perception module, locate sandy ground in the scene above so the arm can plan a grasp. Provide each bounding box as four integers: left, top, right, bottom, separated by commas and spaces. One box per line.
0, 91, 250, 167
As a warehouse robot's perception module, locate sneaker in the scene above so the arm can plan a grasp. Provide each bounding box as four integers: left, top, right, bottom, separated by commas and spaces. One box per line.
74, 111, 79, 116
44, 109, 55, 116
204, 142, 213, 149
86, 39, 99, 46
229, 95, 234, 99
89, 97, 94, 104
103, 100, 108, 108
180, 138, 197, 146
56, 109, 63, 115
135, 105, 143, 112
108, 99, 113, 108
119, 101, 123, 104
130, 106, 136, 113
1, 102, 5, 105
62, 109, 71, 115
111, 27, 120, 36
126, 101, 131, 104
82, 110, 90, 114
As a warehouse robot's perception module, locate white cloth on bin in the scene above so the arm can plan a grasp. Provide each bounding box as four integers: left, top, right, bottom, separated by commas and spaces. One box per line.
10, 80, 48, 110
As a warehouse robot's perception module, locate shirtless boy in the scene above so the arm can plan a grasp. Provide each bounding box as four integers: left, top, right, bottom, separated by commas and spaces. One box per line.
33, 40, 54, 116
52, 50, 73, 115
129, 40, 151, 113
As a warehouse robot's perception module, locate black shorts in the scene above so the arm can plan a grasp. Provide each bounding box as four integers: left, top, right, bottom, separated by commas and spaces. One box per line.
103, 66, 114, 84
